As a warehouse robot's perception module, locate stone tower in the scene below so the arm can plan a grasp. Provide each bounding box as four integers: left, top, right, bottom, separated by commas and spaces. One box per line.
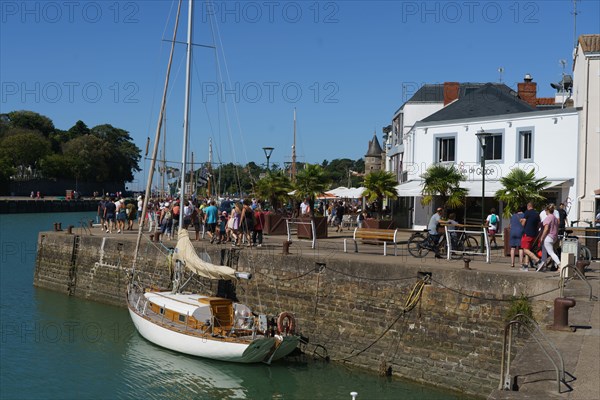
364, 132, 383, 174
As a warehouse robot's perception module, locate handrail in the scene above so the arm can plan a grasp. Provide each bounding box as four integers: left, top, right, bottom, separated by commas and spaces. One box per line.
559, 265, 593, 301
500, 313, 565, 393
444, 225, 490, 263
286, 218, 316, 249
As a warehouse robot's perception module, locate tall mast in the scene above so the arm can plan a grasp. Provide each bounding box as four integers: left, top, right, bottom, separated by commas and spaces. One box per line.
178, 0, 194, 231
291, 108, 297, 181
162, 113, 166, 197
207, 138, 213, 197
132, 0, 183, 272
190, 151, 195, 197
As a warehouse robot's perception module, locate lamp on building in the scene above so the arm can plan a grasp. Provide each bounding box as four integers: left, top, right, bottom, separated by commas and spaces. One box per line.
476, 129, 493, 252
262, 147, 274, 174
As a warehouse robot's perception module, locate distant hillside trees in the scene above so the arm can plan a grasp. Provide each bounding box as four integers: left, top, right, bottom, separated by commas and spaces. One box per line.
0, 111, 141, 186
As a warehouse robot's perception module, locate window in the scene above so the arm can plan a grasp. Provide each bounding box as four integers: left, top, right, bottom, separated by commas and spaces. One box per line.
436, 137, 455, 162
518, 130, 532, 161
482, 134, 502, 161
178, 314, 186, 323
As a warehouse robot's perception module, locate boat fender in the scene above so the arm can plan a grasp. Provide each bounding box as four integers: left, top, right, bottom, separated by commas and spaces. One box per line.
276, 312, 296, 335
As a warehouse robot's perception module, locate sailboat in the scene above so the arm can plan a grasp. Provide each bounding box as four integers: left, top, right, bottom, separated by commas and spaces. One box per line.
126, 0, 299, 364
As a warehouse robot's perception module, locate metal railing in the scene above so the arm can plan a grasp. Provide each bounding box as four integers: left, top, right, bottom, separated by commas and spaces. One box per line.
559, 265, 593, 301
443, 224, 490, 263
285, 218, 317, 249
500, 313, 566, 393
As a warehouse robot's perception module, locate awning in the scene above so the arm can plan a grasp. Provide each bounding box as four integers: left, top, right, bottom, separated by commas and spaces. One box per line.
460, 180, 505, 197
395, 180, 424, 197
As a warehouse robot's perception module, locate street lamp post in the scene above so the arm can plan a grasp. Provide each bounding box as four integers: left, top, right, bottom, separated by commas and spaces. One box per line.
476, 129, 492, 252
262, 147, 274, 174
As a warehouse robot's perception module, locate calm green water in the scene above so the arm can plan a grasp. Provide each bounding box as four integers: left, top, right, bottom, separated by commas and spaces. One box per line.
1, 212, 469, 399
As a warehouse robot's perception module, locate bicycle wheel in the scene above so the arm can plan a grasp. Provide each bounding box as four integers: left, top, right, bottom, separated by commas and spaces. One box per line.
408, 233, 429, 258
464, 235, 479, 252
438, 236, 449, 258
579, 245, 592, 261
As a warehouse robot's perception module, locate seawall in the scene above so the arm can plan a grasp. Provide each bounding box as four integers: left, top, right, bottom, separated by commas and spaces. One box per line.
34, 231, 558, 398
0, 198, 98, 214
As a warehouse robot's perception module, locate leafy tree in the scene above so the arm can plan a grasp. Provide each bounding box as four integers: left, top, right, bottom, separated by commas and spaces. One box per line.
90, 124, 141, 182
253, 171, 293, 211
0, 131, 52, 177
363, 170, 398, 217
294, 164, 330, 217
6, 111, 55, 137
495, 168, 549, 215
420, 164, 468, 209
62, 135, 111, 182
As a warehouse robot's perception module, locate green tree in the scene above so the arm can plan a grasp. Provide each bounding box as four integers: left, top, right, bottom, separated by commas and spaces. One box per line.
90, 124, 141, 182
363, 170, 398, 218
5, 111, 55, 137
62, 135, 111, 182
253, 171, 293, 211
294, 164, 330, 217
495, 168, 549, 215
420, 164, 468, 209
0, 131, 52, 178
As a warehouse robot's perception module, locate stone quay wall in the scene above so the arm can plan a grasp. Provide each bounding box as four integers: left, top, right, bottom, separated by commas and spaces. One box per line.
34, 232, 557, 398
0, 198, 98, 214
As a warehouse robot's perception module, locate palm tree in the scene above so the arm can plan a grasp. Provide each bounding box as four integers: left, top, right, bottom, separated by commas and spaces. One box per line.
420, 164, 468, 209
253, 171, 293, 212
363, 170, 398, 218
294, 164, 331, 217
495, 168, 549, 215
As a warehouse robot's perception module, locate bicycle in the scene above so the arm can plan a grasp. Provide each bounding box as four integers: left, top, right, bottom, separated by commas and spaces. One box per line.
407, 230, 447, 258
446, 229, 480, 258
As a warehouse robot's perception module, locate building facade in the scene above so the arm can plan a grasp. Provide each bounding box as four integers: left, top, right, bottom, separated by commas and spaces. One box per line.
572, 34, 600, 224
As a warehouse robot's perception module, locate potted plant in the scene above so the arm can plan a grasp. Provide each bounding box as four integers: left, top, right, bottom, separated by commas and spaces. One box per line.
362, 170, 398, 228
294, 164, 331, 239
253, 170, 293, 235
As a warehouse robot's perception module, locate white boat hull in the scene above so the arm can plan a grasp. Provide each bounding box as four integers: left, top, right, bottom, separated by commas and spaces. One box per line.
128, 306, 280, 363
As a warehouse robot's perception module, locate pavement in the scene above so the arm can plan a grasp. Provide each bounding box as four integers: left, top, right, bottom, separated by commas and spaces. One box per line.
64, 221, 600, 399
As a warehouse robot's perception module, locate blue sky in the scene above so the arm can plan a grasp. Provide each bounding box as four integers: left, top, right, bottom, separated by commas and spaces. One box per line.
1, 0, 599, 190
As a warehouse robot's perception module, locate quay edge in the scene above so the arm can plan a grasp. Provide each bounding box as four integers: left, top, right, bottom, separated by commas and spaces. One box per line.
34, 230, 562, 398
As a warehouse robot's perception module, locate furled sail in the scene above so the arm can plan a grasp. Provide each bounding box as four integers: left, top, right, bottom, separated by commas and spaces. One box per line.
173, 229, 237, 280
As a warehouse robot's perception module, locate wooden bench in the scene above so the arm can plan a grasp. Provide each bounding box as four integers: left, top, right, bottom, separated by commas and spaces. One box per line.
346, 227, 400, 256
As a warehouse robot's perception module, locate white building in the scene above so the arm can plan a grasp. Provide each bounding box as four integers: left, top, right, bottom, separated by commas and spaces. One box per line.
572, 34, 600, 224
392, 82, 579, 229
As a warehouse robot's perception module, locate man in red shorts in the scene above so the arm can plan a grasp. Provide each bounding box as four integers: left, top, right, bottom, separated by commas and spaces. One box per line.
520, 202, 543, 271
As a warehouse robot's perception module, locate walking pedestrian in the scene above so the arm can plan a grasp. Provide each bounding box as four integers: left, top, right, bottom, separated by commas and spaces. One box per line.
508, 206, 525, 268
520, 202, 543, 271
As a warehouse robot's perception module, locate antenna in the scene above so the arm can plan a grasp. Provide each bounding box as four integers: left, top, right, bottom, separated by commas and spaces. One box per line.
497, 67, 504, 83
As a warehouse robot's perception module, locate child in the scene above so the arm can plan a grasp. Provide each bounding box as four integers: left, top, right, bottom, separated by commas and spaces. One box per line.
217, 211, 228, 244
485, 208, 499, 248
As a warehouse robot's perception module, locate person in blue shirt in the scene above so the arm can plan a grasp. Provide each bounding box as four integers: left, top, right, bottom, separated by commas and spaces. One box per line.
204, 200, 218, 244
508, 206, 525, 268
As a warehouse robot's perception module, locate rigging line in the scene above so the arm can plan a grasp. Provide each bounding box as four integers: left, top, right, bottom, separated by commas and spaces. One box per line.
207, 0, 250, 167
207, 3, 245, 195
144, 0, 178, 142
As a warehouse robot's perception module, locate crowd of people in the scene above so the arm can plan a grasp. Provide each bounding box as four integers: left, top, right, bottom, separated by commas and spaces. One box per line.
508, 202, 568, 272
96, 195, 267, 248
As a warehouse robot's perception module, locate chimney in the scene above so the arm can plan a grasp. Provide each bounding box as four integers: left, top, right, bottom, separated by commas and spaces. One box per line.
443, 82, 460, 106
517, 73, 537, 107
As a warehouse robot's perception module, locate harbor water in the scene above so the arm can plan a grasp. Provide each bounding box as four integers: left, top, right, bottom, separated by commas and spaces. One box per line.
1, 212, 471, 399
